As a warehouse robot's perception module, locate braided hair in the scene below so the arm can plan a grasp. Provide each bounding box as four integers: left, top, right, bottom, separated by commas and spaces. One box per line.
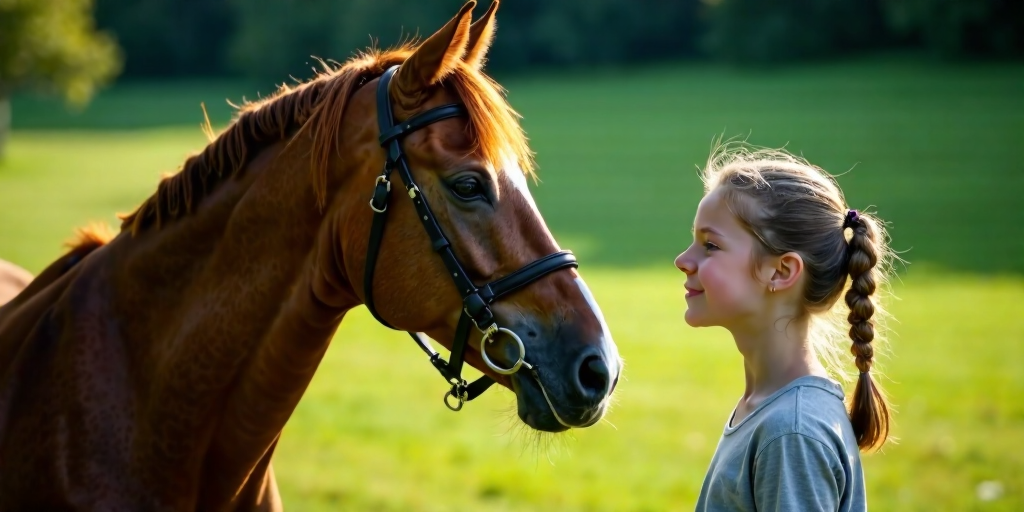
843, 210, 890, 450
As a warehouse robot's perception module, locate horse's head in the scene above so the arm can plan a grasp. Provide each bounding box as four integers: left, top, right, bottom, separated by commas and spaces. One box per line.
324, 1, 620, 432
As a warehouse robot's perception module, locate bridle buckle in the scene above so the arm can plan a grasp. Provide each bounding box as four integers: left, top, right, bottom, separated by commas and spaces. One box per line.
369, 175, 391, 213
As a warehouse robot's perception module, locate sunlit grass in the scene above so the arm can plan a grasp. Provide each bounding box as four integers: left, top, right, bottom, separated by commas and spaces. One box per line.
269, 269, 1024, 511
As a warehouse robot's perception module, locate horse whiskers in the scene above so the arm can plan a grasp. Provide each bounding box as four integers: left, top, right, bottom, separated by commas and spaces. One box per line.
602, 388, 622, 415
536, 430, 576, 466
493, 398, 576, 466
513, 426, 572, 467
493, 402, 521, 437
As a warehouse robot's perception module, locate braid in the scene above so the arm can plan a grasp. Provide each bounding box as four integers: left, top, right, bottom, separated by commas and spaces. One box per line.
845, 213, 891, 450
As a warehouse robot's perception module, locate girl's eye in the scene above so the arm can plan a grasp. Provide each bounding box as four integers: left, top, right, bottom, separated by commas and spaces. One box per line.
451, 177, 484, 200
703, 241, 720, 252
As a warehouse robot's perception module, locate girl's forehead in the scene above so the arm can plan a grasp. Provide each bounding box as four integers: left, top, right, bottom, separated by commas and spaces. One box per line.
695, 188, 733, 223
694, 187, 754, 238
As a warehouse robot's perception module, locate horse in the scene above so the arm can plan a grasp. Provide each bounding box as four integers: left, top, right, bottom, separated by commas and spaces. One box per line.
0, 1, 621, 510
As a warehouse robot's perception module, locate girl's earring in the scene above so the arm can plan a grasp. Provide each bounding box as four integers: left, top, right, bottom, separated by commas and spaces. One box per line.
769, 285, 776, 293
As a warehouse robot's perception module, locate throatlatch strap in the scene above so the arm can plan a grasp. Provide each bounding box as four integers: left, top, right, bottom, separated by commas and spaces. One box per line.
363, 169, 396, 330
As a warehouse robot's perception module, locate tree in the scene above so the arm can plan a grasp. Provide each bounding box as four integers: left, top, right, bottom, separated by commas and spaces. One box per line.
702, 0, 889, 65
0, 0, 121, 158
882, 0, 1023, 59
94, 0, 234, 78
226, 0, 706, 81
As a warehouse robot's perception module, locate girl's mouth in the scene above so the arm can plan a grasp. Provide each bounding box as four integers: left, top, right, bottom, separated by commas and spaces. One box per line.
685, 286, 704, 298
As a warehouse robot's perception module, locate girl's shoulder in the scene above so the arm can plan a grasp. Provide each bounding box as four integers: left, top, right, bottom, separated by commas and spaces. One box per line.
744, 376, 856, 457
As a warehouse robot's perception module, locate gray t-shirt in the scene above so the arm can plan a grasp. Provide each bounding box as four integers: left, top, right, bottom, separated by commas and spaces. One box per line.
695, 376, 866, 512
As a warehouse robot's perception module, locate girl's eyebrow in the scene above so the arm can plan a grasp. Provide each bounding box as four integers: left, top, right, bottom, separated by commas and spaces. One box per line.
697, 226, 723, 236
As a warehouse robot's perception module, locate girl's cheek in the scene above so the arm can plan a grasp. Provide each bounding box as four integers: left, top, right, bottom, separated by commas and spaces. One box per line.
701, 266, 744, 308
699, 264, 722, 292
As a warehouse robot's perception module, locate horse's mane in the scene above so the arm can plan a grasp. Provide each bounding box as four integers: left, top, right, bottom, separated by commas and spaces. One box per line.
120, 45, 534, 234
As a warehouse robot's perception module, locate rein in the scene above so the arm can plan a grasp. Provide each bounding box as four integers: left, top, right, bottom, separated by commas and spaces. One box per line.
363, 66, 579, 412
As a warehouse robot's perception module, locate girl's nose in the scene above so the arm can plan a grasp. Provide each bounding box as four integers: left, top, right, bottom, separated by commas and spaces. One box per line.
675, 251, 696, 275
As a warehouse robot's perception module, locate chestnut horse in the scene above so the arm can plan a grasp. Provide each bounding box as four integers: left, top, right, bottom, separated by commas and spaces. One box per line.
0, 1, 620, 510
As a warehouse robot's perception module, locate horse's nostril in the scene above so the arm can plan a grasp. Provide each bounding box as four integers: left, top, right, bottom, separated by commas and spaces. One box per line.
578, 355, 610, 396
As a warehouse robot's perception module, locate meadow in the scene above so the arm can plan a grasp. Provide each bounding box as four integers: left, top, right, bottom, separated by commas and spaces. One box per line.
1, 60, 1022, 510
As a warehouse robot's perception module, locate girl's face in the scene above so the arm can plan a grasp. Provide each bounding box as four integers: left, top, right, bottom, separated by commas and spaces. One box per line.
674, 188, 770, 329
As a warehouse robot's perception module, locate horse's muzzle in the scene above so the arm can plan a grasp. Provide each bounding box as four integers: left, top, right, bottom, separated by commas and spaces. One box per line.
502, 336, 619, 432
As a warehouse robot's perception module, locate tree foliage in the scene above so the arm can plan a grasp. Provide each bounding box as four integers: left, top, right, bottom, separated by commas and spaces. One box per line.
882, 0, 1023, 58
702, 0, 888, 65
225, 0, 704, 81
227, 0, 458, 81
0, 0, 121, 103
94, 0, 232, 78
6, 0, 1022, 86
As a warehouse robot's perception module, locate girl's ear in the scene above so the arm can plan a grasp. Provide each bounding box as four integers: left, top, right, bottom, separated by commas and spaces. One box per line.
767, 252, 804, 293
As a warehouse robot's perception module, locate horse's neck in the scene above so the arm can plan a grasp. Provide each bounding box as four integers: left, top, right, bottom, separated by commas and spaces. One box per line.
116, 139, 338, 379
112, 140, 358, 504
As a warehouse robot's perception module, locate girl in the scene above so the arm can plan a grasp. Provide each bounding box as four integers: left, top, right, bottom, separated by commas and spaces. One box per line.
676, 145, 895, 511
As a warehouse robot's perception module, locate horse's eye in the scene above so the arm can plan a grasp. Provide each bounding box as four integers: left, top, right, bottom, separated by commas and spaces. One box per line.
451, 177, 484, 200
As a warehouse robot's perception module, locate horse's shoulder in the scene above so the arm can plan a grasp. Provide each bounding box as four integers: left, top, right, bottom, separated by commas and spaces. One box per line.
0, 238, 114, 367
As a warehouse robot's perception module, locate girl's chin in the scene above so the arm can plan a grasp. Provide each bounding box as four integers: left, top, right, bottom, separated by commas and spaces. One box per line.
684, 310, 709, 327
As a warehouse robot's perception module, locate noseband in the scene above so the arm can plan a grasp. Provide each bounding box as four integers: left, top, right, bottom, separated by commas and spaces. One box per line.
364, 66, 578, 411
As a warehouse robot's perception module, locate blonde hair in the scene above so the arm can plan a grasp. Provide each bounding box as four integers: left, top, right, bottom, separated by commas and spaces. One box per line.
702, 142, 895, 451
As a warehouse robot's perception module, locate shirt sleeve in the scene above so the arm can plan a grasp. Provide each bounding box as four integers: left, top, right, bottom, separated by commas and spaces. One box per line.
753, 433, 844, 512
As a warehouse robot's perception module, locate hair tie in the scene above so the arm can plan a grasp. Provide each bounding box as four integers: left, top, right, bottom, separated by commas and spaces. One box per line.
843, 209, 859, 230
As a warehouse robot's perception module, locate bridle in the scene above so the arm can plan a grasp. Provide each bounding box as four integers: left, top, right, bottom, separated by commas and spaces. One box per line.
363, 65, 579, 412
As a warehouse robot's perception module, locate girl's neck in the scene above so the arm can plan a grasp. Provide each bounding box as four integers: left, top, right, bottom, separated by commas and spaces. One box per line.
730, 315, 828, 402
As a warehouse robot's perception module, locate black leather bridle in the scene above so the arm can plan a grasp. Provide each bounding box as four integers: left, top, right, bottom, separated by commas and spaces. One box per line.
364, 65, 579, 411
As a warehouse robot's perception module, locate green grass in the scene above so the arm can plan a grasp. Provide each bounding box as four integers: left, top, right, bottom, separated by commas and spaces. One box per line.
2, 61, 1023, 510
274, 271, 1024, 511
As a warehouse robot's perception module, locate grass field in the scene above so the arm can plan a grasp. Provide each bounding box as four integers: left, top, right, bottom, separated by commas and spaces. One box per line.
2, 60, 1023, 510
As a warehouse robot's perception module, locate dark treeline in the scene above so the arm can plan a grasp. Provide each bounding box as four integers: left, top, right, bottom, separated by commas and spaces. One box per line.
95, 0, 1023, 80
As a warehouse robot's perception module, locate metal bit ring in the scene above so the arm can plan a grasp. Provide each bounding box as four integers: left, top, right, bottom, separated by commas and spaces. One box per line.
444, 388, 465, 411
480, 326, 526, 375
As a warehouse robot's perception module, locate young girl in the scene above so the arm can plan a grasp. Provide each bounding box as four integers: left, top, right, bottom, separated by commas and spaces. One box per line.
676, 145, 894, 511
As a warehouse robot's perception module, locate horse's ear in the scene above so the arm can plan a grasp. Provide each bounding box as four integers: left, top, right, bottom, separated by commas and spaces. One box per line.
392, 1, 475, 109
464, 0, 498, 70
